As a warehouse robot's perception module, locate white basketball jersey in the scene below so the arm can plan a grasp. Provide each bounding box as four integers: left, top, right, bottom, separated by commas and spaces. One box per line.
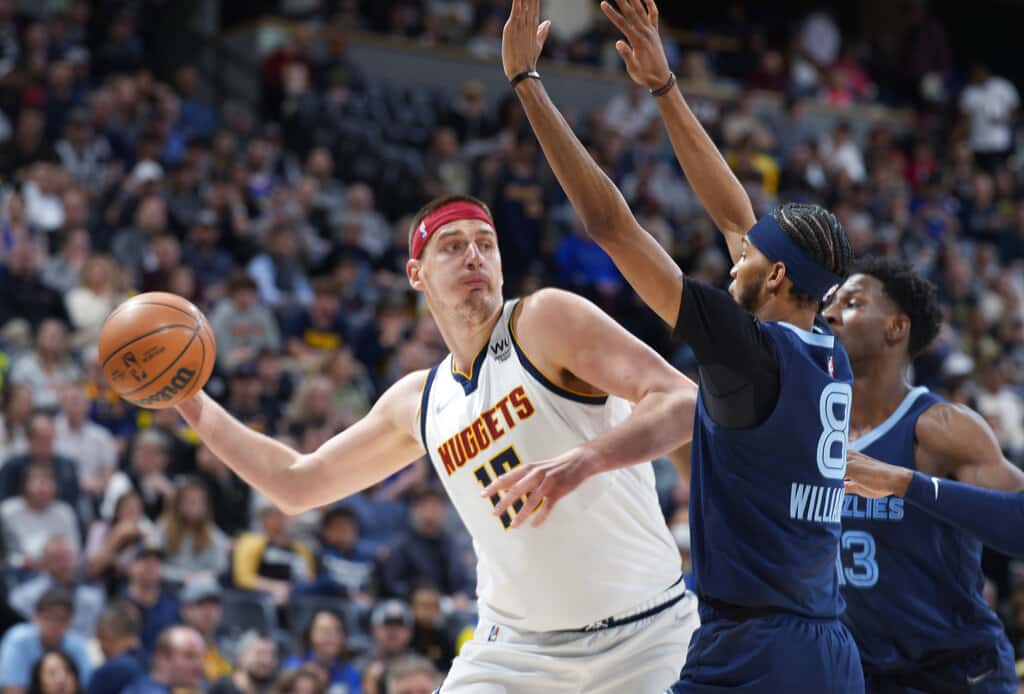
419, 300, 681, 632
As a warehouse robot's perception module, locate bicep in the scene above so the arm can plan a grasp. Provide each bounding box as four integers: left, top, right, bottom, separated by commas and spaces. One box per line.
549, 294, 694, 403
599, 226, 684, 329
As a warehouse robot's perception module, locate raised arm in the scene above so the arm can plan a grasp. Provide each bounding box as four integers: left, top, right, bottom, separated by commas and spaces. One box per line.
175, 371, 427, 515
502, 0, 683, 327
484, 288, 697, 526
600, 0, 755, 262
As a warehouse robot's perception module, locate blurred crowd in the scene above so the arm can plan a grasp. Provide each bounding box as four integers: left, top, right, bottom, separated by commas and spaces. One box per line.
0, 0, 1022, 692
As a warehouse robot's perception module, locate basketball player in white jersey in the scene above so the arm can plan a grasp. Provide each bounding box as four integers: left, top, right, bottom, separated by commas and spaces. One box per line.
175, 193, 701, 693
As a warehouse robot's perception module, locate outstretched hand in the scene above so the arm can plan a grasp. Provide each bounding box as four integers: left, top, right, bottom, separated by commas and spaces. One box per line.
600, 0, 672, 91
844, 450, 914, 499
502, 0, 552, 81
481, 447, 598, 528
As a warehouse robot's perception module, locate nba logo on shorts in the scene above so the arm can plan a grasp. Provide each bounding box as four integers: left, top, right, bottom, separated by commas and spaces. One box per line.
487, 625, 501, 642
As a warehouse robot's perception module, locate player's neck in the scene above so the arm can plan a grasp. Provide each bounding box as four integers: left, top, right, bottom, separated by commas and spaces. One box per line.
435, 305, 503, 376
849, 358, 913, 434
756, 296, 816, 331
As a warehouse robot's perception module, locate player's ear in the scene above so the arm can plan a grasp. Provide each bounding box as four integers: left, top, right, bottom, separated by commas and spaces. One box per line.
765, 262, 786, 293
407, 258, 425, 291
885, 313, 910, 347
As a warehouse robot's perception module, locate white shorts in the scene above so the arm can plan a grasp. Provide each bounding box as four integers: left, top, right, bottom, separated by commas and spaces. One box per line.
439, 581, 699, 694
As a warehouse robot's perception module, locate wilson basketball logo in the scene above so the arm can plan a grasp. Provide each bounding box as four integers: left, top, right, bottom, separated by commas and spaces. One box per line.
135, 367, 197, 407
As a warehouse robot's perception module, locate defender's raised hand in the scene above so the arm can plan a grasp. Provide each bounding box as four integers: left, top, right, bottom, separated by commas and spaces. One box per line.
502, 0, 552, 81
600, 0, 672, 91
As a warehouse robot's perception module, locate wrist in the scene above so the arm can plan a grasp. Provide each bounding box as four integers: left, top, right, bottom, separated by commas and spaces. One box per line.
902, 470, 932, 501
509, 70, 541, 89
649, 72, 677, 97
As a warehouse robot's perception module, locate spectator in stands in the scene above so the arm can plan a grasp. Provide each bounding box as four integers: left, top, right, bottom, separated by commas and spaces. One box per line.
224, 362, 277, 435
9, 319, 81, 411
232, 501, 315, 607
121, 545, 180, 656
0, 462, 80, 571
407, 583, 454, 673
380, 489, 471, 603
268, 668, 322, 694
26, 650, 82, 694
286, 277, 350, 366
155, 478, 229, 587
9, 537, 103, 640
210, 272, 283, 372
54, 382, 116, 504
282, 609, 360, 693
64, 256, 119, 349
0, 384, 33, 463
357, 600, 414, 694
960, 62, 1020, 171
321, 348, 372, 431
41, 228, 90, 296
111, 194, 169, 282
246, 226, 314, 311
0, 588, 92, 694
87, 601, 146, 694
122, 625, 205, 694
209, 632, 278, 694
179, 581, 232, 682
100, 429, 174, 522
298, 506, 375, 603
85, 492, 157, 589
193, 443, 250, 537
384, 655, 440, 694
182, 210, 233, 304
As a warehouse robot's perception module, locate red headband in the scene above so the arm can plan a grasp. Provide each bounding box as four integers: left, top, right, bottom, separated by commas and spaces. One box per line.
411, 201, 494, 260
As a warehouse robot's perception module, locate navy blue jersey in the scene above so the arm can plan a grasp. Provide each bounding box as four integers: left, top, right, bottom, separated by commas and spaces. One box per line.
841, 387, 1008, 674
689, 321, 852, 619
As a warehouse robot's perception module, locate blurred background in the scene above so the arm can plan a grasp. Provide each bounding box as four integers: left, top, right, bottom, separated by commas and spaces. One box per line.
0, 0, 1021, 692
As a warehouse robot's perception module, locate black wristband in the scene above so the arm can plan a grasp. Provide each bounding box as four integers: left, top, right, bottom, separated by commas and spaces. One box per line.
510, 70, 541, 88
650, 72, 677, 97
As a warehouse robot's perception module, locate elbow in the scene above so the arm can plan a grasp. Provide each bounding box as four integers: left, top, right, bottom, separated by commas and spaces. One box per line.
265, 459, 315, 517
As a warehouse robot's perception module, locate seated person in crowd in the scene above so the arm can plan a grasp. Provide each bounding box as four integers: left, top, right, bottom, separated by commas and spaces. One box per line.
122, 625, 205, 694
295, 506, 376, 605
208, 632, 279, 694
0, 588, 92, 694
100, 430, 175, 522
232, 500, 315, 606
408, 583, 455, 673
179, 581, 233, 682
121, 545, 180, 656
87, 601, 147, 694
9, 537, 104, 640
282, 609, 360, 693
0, 413, 80, 511
356, 600, 415, 694
155, 478, 230, 587
85, 492, 158, 592
0, 463, 80, 572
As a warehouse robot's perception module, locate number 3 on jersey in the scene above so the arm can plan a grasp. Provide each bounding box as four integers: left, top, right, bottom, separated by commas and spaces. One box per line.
817, 382, 852, 480
474, 447, 525, 529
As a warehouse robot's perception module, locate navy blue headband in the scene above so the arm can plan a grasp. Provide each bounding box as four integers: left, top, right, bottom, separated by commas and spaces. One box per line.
746, 215, 841, 301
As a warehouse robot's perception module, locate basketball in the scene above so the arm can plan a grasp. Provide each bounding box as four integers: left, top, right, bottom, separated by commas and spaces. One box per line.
98, 292, 217, 409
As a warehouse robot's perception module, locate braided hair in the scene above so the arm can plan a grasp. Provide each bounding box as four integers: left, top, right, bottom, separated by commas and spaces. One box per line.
771, 203, 854, 306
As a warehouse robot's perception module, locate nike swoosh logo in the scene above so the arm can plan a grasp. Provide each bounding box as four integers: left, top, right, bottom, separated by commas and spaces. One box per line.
931, 476, 940, 500
435, 394, 459, 415
966, 668, 995, 685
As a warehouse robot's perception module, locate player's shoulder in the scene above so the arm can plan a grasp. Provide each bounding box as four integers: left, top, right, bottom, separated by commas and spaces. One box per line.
514, 288, 601, 333
915, 400, 997, 450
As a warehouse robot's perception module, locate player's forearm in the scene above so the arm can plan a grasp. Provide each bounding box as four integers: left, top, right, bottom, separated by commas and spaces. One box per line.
514, 79, 637, 243
904, 472, 1024, 558
656, 88, 755, 259
583, 385, 697, 473
176, 392, 306, 513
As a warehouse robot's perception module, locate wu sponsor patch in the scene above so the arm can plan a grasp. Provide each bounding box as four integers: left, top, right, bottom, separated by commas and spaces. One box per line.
490, 338, 511, 362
